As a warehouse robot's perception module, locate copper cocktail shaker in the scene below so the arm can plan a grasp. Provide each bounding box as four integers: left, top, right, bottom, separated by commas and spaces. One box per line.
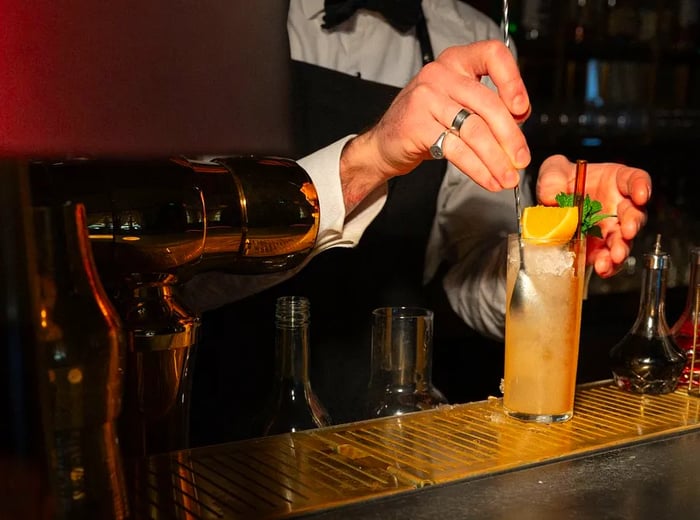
30, 156, 319, 458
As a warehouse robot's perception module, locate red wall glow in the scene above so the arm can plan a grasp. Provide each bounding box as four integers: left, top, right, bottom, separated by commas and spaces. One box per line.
0, 1, 293, 158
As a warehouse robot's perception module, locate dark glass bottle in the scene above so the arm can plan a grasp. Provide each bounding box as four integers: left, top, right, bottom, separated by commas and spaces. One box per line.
671, 246, 700, 393
0, 160, 52, 519
610, 235, 686, 394
33, 202, 129, 519
260, 296, 331, 436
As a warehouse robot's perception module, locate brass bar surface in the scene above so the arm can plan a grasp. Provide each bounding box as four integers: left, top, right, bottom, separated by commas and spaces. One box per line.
131, 381, 700, 519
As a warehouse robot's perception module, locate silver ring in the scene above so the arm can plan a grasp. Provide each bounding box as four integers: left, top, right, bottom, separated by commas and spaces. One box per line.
451, 108, 470, 133
430, 109, 471, 159
429, 129, 450, 160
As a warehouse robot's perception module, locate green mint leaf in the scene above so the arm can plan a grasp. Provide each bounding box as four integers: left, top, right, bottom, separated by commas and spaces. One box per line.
588, 213, 615, 226
555, 192, 574, 208
588, 199, 602, 214
587, 225, 604, 239
555, 192, 616, 237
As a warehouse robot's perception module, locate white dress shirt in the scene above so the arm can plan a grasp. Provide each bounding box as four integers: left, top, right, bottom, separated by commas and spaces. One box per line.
183, 0, 533, 340
289, 0, 533, 339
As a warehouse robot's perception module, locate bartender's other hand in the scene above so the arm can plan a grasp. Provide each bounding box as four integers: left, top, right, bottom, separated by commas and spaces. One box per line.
536, 154, 651, 278
339, 40, 531, 212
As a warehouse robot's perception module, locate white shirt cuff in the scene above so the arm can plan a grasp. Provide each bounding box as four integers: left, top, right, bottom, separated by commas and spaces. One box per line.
298, 135, 388, 255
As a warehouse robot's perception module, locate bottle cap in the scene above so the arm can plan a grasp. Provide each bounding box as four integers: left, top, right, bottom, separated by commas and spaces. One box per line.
644, 234, 671, 270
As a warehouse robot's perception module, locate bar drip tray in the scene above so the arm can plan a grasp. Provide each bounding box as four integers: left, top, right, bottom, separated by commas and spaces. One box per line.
132, 382, 700, 519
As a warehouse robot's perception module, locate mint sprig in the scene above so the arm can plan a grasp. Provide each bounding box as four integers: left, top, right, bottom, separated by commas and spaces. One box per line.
555, 192, 616, 239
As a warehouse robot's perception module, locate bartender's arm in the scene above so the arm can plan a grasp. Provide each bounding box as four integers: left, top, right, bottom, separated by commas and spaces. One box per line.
180, 40, 530, 312
182, 39, 650, 319
179, 136, 388, 313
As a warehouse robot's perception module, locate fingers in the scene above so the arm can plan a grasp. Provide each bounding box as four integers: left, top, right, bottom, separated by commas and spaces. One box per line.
615, 197, 647, 240
588, 233, 630, 278
588, 206, 636, 277
603, 164, 650, 242
616, 165, 652, 205
364, 40, 532, 189
606, 228, 632, 265
533, 155, 651, 281
429, 47, 531, 171
593, 252, 616, 278
436, 125, 517, 191
535, 155, 574, 204
417, 45, 530, 188
437, 41, 530, 118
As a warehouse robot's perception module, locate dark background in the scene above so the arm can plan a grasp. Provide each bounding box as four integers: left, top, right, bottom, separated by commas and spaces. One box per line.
191, 1, 700, 446
452, 0, 699, 389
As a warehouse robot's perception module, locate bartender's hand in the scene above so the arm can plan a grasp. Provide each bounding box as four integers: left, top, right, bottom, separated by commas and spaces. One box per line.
339, 40, 531, 213
536, 154, 651, 278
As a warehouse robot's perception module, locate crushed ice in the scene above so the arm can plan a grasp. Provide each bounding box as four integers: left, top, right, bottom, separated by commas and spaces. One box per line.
525, 245, 575, 276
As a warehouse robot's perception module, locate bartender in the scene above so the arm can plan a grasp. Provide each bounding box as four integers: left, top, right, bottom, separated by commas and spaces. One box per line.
184, 1, 652, 444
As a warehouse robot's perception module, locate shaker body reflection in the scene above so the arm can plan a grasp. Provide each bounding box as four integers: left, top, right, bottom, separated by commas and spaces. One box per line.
260, 296, 331, 436
33, 203, 128, 519
116, 273, 200, 457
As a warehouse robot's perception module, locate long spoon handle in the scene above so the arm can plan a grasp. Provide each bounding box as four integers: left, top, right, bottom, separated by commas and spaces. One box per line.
502, 0, 524, 268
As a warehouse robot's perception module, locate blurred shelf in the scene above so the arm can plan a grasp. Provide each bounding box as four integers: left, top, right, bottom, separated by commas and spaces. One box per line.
523, 105, 700, 146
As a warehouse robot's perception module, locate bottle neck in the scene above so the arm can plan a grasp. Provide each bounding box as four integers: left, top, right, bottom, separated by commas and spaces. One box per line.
274, 296, 311, 385
275, 324, 310, 384
633, 263, 671, 336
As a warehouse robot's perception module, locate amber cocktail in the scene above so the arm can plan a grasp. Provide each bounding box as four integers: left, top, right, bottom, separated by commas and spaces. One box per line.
503, 234, 586, 423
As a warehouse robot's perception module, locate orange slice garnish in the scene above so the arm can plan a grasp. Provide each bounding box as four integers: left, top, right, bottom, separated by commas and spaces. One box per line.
521, 205, 578, 240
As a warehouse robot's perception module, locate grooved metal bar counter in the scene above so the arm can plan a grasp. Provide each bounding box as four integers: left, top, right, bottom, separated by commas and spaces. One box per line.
131, 382, 700, 519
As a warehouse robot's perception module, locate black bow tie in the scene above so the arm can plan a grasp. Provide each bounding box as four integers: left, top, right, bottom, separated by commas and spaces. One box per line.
323, 0, 423, 33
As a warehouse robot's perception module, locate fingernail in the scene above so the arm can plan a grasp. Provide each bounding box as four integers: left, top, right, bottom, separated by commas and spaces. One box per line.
513, 94, 529, 115
515, 146, 530, 168
506, 169, 519, 187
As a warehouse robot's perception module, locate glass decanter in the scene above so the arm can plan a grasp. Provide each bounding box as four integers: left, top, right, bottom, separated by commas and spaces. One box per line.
671, 246, 700, 393
610, 235, 686, 394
